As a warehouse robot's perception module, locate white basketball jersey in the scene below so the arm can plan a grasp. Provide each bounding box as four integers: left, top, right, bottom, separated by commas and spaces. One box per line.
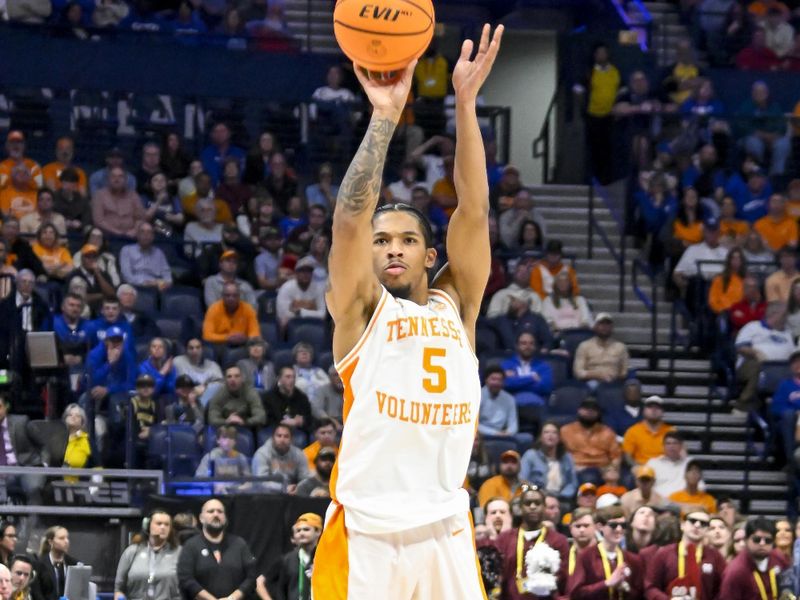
330, 286, 480, 534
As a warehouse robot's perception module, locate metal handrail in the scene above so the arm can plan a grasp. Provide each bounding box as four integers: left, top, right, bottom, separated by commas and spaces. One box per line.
631, 258, 658, 369
587, 178, 626, 312
532, 86, 559, 184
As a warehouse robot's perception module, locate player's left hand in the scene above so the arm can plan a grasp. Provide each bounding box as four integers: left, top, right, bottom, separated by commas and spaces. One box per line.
452, 24, 504, 102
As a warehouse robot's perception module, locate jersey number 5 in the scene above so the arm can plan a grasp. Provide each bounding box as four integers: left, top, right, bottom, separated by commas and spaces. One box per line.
422, 347, 447, 393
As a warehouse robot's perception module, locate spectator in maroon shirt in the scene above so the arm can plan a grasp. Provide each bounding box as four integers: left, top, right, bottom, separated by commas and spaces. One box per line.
729, 273, 767, 332
216, 157, 251, 219
719, 517, 788, 600
736, 27, 781, 71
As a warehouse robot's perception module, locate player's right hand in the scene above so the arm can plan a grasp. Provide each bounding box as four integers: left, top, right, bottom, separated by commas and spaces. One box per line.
354, 59, 417, 123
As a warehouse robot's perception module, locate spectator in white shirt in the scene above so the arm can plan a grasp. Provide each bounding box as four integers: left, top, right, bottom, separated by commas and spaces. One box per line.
386, 161, 422, 203
478, 367, 518, 437
184, 199, 223, 258
486, 260, 542, 319
733, 301, 795, 413
276, 256, 326, 329
672, 217, 728, 293
645, 431, 693, 497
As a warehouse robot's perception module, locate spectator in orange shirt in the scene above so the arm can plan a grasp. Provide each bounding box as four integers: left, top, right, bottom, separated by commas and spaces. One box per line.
42, 136, 87, 194
719, 195, 750, 248
560, 398, 621, 483
0, 165, 37, 220
302, 418, 338, 472
0, 130, 42, 191
668, 460, 718, 515
621, 395, 675, 466
477, 449, 524, 508
708, 247, 746, 314
430, 154, 457, 217
31, 223, 72, 280
530, 239, 580, 300
202, 281, 260, 346
671, 187, 704, 248
754, 193, 799, 251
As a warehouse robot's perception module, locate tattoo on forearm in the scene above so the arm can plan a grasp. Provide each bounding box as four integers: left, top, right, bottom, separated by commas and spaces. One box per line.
337, 117, 396, 215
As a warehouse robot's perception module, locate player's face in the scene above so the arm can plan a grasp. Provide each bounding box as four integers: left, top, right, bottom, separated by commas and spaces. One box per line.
372, 211, 436, 300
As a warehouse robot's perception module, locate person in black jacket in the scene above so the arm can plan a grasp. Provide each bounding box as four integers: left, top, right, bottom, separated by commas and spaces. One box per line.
177, 499, 257, 600
2, 218, 44, 277
258, 513, 321, 600
34, 526, 78, 600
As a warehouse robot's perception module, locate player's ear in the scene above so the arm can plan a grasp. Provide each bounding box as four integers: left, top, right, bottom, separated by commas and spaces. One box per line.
425, 247, 437, 269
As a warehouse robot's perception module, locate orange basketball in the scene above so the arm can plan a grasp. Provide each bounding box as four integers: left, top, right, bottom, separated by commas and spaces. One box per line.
333, 0, 435, 73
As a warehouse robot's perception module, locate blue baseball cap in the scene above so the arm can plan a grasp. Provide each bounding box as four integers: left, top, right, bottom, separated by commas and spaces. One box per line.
105, 326, 125, 340
703, 217, 720, 230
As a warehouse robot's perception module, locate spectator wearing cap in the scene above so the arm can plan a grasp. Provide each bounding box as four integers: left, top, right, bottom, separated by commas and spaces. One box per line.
85, 296, 134, 352
173, 338, 224, 404
606, 378, 643, 436
477, 450, 523, 508
311, 365, 343, 430
64, 244, 116, 312
42, 136, 87, 195
259, 512, 321, 600
91, 165, 146, 238
733, 301, 794, 413
486, 260, 542, 319
53, 168, 90, 235
519, 420, 578, 503
130, 373, 157, 466
88, 148, 136, 197
138, 337, 177, 397
302, 417, 337, 472
769, 350, 800, 471
254, 227, 285, 292
644, 508, 726, 600
84, 325, 137, 460
252, 423, 310, 494
646, 431, 694, 498
296, 446, 335, 498
672, 217, 728, 295
622, 395, 675, 466
560, 398, 621, 483
0, 130, 42, 191
207, 364, 266, 428
500, 331, 553, 407
765, 246, 799, 303
754, 195, 799, 252
620, 466, 666, 517
119, 222, 172, 290
561, 483, 599, 528
204, 250, 257, 308
275, 255, 326, 330
264, 365, 313, 435
478, 366, 518, 438
202, 282, 260, 347
668, 460, 717, 514
236, 337, 275, 393
497, 188, 547, 250
573, 313, 630, 385
529, 239, 580, 300
184, 199, 223, 258
164, 375, 205, 434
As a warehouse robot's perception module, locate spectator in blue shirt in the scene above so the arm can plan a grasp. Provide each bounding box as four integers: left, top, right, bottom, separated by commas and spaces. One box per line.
478, 366, 518, 437
681, 144, 727, 201
725, 166, 772, 223
772, 351, 800, 466
519, 420, 578, 502
52, 292, 91, 369
201, 122, 246, 186
501, 331, 553, 406
605, 378, 644, 436
86, 297, 134, 352
139, 337, 177, 397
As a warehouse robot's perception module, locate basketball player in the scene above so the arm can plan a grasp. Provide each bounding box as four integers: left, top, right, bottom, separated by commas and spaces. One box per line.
311, 24, 504, 600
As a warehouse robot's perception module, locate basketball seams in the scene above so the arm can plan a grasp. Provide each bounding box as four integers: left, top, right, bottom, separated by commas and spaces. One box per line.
333, 20, 432, 37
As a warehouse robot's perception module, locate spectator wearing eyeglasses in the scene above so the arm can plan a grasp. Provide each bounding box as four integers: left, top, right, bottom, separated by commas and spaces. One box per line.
567, 505, 644, 599
719, 517, 789, 599
644, 509, 726, 600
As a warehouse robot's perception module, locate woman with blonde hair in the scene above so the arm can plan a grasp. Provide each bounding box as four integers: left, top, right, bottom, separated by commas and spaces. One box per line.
541, 271, 592, 334
37, 526, 77, 600
62, 404, 91, 470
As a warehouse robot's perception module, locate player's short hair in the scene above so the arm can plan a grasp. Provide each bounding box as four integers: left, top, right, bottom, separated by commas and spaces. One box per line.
373, 203, 434, 249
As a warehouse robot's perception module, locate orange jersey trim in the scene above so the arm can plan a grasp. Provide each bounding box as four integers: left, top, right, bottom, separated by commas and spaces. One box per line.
468, 511, 490, 600
335, 290, 389, 373
312, 503, 349, 600
329, 357, 357, 505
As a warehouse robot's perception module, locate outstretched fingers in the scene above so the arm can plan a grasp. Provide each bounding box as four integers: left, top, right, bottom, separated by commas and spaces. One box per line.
459, 38, 474, 63
477, 23, 491, 56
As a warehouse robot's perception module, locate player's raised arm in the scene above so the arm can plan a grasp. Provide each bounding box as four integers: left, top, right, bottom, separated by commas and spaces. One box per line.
327, 61, 416, 357
434, 25, 503, 330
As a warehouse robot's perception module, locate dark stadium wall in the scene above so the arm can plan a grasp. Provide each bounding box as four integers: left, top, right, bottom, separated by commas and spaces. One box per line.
0, 27, 337, 102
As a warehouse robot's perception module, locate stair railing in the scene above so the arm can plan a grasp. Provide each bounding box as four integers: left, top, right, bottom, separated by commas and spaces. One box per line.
587, 178, 627, 313
532, 86, 559, 184
631, 258, 658, 370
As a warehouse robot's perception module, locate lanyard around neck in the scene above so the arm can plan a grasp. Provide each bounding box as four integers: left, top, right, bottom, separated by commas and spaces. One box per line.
516, 526, 547, 593
598, 543, 625, 600
752, 567, 777, 600
678, 540, 703, 577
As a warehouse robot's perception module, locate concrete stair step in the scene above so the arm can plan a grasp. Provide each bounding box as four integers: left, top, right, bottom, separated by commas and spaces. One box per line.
705, 470, 786, 484
529, 185, 589, 196
749, 499, 789, 514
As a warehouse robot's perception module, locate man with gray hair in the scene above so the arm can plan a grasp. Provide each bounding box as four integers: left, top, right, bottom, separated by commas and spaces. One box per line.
0, 269, 49, 378
119, 222, 172, 290
734, 301, 795, 413
184, 198, 222, 257
310, 364, 343, 430
117, 283, 158, 340
0, 563, 12, 600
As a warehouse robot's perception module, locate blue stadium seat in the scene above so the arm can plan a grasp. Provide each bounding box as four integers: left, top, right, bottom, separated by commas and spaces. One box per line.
547, 382, 589, 426
147, 424, 201, 477
271, 348, 294, 369
260, 321, 279, 347
134, 286, 158, 313
479, 350, 515, 371
316, 351, 334, 371
476, 324, 500, 356
483, 438, 518, 466
542, 355, 569, 389
287, 318, 328, 350
156, 318, 185, 342
560, 328, 594, 357
595, 382, 625, 413
759, 361, 791, 396
222, 346, 248, 367
162, 288, 203, 319
258, 292, 277, 322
